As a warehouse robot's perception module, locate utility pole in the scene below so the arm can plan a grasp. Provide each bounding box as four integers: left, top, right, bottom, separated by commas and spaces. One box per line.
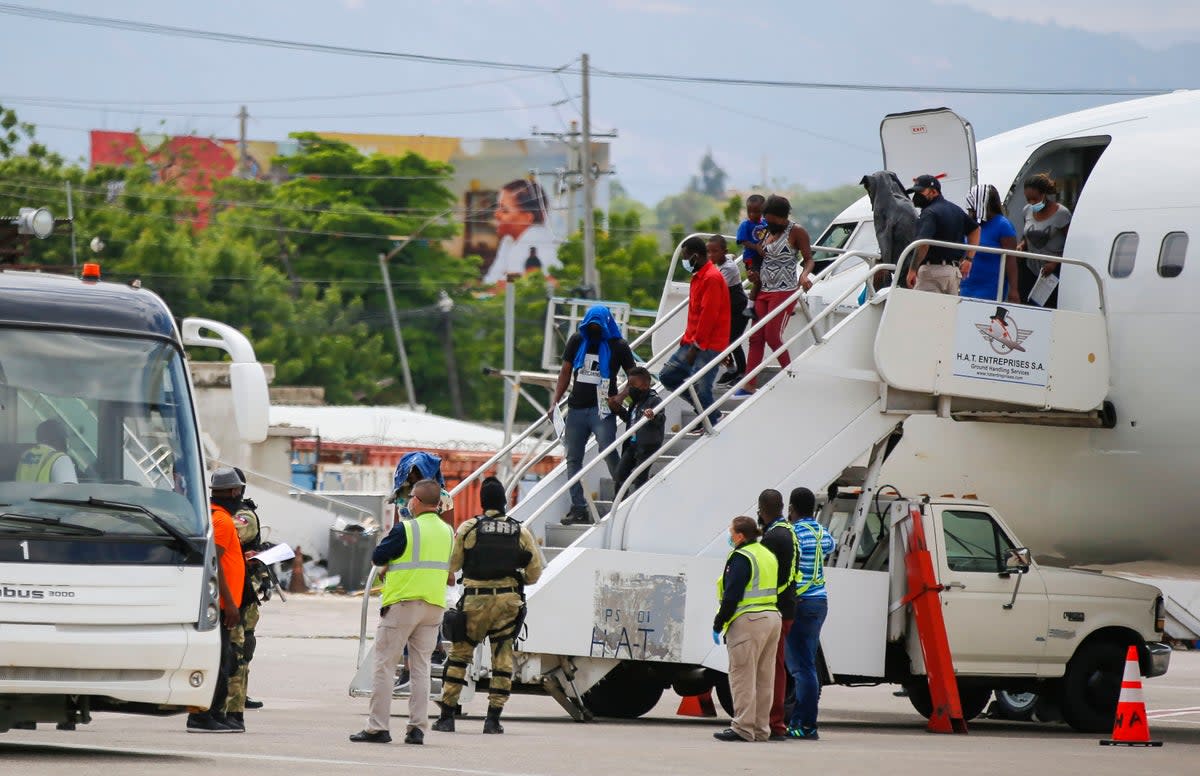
437, 291, 464, 419
236, 105, 249, 178
580, 53, 598, 298
567, 120, 579, 231
376, 209, 454, 411
65, 181, 77, 268
530, 55, 617, 299
378, 251, 418, 410
499, 272, 519, 484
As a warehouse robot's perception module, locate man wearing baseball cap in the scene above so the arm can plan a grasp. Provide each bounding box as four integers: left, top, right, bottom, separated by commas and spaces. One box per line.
905, 174, 980, 295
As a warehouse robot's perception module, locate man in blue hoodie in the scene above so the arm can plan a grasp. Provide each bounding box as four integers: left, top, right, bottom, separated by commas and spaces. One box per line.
551, 305, 636, 524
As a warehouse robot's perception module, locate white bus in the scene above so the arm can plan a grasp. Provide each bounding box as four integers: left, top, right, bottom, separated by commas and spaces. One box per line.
0, 269, 268, 731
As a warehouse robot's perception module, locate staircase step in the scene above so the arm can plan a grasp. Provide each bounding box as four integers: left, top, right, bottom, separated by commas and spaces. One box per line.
593, 500, 613, 517
542, 547, 565, 563
545, 522, 594, 548
599, 477, 615, 501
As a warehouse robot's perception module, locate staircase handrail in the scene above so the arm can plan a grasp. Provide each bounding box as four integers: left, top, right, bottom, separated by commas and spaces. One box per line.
214, 459, 377, 521
448, 296, 691, 500
520, 250, 882, 537
891, 239, 1109, 313
610, 260, 895, 549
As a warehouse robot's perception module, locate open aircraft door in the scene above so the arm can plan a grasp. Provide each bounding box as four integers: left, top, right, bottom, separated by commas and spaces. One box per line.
881, 108, 977, 208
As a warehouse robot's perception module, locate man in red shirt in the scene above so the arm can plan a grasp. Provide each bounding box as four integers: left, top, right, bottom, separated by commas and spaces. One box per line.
187, 467, 246, 734
659, 236, 731, 424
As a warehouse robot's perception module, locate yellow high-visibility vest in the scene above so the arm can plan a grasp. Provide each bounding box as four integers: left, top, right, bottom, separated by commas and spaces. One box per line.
382, 511, 453, 608
716, 541, 778, 631
14, 444, 65, 483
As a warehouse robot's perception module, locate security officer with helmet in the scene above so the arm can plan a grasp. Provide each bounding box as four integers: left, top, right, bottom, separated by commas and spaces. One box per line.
432, 476, 542, 734
224, 468, 270, 726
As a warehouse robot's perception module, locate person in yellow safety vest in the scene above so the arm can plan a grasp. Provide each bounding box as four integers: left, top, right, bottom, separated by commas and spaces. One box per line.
14, 419, 78, 484
350, 479, 453, 747
712, 515, 782, 743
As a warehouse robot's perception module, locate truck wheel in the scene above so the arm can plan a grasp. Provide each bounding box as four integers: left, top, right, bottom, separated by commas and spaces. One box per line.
1059, 640, 1127, 733
712, 674, 735, 717
582, 663, 665, 719
992, 690, 1039, 720
904, 681, 991, 721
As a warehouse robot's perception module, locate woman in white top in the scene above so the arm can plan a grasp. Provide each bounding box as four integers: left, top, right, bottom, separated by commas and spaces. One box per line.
485, 179, 560, 284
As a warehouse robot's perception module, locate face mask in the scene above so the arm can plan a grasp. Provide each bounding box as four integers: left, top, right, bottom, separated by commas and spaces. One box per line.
765, 221, 787, 235
1029, 200, 1046, 213
628, 387, 648, 403
681, 258, 695, 273
912, 193, 930, 208
727, 535, 736, 548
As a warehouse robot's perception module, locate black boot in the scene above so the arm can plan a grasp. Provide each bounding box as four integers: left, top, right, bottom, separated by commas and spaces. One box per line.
482, 706, 504, 734
431, 702, 455, 732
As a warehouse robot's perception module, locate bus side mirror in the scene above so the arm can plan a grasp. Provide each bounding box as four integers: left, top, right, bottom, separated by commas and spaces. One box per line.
182, 318, 270, 443
229, 363, 270, 443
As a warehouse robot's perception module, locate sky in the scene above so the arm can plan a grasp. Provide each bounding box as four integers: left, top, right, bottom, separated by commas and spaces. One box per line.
2, 0, 1199, 204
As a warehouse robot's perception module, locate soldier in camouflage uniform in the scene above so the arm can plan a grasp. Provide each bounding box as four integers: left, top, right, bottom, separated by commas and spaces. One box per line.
225, 470, 269, 729
433, 477, 541, 734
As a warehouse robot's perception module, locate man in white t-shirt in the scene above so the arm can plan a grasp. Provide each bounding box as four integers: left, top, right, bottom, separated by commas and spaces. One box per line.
15, 419, 78, 484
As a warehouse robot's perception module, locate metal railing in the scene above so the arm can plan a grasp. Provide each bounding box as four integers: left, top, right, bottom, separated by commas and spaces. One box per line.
519, 249, 881, 542
215, 459, 378, 522
608, 252, 888, 549
447, 296, 692, 502
892, 239, 1108, 313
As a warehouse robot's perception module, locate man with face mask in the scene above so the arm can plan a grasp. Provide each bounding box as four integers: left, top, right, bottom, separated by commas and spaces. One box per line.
552, 305, 636, 524
905, 174, 981, 294
611, 366, 665, 498
659, 236, 731, 426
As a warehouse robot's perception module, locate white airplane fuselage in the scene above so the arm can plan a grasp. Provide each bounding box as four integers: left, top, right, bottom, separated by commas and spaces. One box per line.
829, 92, 1200, 567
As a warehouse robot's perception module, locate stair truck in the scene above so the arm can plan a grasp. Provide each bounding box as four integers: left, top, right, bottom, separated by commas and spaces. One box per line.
0, 267, 270, 731
351, 234, 1168, 733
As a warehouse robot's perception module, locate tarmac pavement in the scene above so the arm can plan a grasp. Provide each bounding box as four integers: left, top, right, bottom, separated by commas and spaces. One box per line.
4, 594, 1198, 776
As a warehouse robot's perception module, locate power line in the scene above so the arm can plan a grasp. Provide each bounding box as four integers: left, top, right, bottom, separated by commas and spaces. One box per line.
0, 3, 1179, 97
0, 73, 542, 107
1, 95, 564, 121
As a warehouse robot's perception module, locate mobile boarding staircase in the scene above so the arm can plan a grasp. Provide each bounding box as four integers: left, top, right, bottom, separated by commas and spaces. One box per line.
351, 239, 1114, 719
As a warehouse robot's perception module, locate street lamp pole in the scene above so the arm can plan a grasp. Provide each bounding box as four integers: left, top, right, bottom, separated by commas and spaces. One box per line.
378, 209, 453, 411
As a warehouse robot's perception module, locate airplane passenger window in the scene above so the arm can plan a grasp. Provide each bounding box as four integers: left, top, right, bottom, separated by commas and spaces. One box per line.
1108, 232, 1139, 278
1158, 232, 1188, 278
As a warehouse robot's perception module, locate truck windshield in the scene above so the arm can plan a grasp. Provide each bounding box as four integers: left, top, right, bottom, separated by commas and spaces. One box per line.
0, 327, 206, 537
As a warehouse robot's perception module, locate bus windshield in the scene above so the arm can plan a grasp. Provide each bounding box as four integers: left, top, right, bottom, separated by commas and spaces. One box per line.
0, 327, 206, 537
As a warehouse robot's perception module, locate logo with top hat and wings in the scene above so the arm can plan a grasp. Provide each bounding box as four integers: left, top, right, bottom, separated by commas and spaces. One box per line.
975, 306, 1032, 354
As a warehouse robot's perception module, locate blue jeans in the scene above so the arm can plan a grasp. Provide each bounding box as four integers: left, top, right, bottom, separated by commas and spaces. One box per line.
658, 345, 722, 424
785, 596, 828, 730
564, 406, 617, 509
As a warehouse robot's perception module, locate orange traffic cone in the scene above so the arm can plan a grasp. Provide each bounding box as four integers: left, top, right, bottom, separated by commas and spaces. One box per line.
1100, 645, 1162, 747
288, 546, 308, 594
676, 691, 717, 718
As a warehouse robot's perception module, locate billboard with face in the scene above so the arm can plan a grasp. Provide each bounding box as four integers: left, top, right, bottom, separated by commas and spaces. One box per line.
90, 130, 609, 282
318, 134, 610, 282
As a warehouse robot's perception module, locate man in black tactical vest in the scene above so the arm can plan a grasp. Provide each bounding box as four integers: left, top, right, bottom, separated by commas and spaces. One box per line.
433, 477, 542, 734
